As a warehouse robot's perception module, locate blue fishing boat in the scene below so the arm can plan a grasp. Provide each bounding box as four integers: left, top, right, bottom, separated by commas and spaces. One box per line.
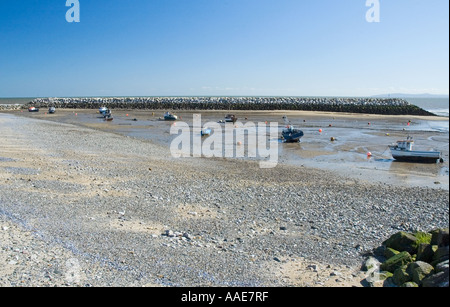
281, 116, 304, 143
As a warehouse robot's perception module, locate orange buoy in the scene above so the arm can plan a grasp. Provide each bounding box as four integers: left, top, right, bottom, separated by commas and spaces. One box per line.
237, 141, 242, 146
319, 129, 323, 133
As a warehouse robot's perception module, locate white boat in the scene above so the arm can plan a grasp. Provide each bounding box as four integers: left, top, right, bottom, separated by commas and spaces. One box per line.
225, 114, 237, 123
389, 136, 443, 163
99, 107, 108, 114
201, 128, 212, 136
164, 112, 178, 121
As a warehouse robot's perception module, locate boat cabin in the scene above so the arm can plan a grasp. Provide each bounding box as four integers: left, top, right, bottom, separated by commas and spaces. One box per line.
394, 139, 414, 151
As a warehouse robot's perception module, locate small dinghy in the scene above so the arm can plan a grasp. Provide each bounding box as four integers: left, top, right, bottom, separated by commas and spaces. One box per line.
201, 128, 212, 136
164, 112, 178, 121
225, 114, 237, 123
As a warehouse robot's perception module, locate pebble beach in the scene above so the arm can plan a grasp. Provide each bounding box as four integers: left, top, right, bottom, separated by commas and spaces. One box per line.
0, 107, 448, 287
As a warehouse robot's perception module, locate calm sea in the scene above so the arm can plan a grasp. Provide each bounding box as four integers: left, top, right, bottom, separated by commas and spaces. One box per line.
406, 98, 449, 117
1, 97, 448, 117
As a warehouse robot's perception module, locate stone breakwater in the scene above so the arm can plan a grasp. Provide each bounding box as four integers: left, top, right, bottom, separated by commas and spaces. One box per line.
0, 104, 23, 111
363, 228, 449, 287
24, 97, 435, 116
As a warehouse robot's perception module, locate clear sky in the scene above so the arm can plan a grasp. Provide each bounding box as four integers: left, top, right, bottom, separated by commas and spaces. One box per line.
0, 0, 448, 97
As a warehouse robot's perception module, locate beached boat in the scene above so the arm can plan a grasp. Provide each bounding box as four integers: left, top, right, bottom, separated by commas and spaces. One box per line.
225, 114, 237, 123
282, 126, 304, 143
104, 112, 113, 121
28, 107, 39, 112
48, 107, 56, 114
164, 112, 178, 121
201, 128, 212, 136
281, 116, 304, 143
389, 136, 443, 163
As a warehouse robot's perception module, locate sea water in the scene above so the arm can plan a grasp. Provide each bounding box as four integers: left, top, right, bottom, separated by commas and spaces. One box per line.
406, 97, 449, 117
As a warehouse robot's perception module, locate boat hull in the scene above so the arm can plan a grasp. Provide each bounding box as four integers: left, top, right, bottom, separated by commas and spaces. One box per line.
282, 129, 304, 143
390, 148, 442, 163
201, 129, 212, 136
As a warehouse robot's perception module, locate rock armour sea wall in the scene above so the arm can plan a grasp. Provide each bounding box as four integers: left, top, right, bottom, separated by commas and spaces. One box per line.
0, 104, 23, 111
24, 97, 434, 116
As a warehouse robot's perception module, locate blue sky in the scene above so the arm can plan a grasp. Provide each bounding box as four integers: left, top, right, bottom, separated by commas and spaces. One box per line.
0, 0, 448, 97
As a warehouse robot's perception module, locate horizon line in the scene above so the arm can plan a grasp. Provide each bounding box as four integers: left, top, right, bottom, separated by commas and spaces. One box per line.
1, 93, 449, 99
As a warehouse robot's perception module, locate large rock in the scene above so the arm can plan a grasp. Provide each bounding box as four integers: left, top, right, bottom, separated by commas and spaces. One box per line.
383, 232, 418, 254
416, 244, 437, 263
406, 261, 435, 285
435, 260, 449, 273
381, 251, 413, 272
432, 246, 449, 266
401, 281, 419, 287
422, 267, 449, 287
431, 228, 449, 247
393, 265, 411, 285
384, 247, 400, 259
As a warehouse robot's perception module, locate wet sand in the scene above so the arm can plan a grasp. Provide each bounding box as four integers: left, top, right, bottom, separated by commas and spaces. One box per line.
8, 108, 449, 190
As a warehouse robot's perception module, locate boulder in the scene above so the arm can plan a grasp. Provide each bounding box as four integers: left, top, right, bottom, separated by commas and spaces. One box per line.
435, 260, 449, 273
401, 281, 419, 287
383, 231, 418, 254
422, 267, 449, 287
373, 245, 386, 257
430, 228, 449, 246
384, 247, 400, 259
431, 246, 449, 266
406, 261, 434, 285
379, 271, 393, 281
416, 243, 436, 263
381, 251, 413, 272
437, 229, 449, 246
393, 265, 411, 285
363, 256, 381, 272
